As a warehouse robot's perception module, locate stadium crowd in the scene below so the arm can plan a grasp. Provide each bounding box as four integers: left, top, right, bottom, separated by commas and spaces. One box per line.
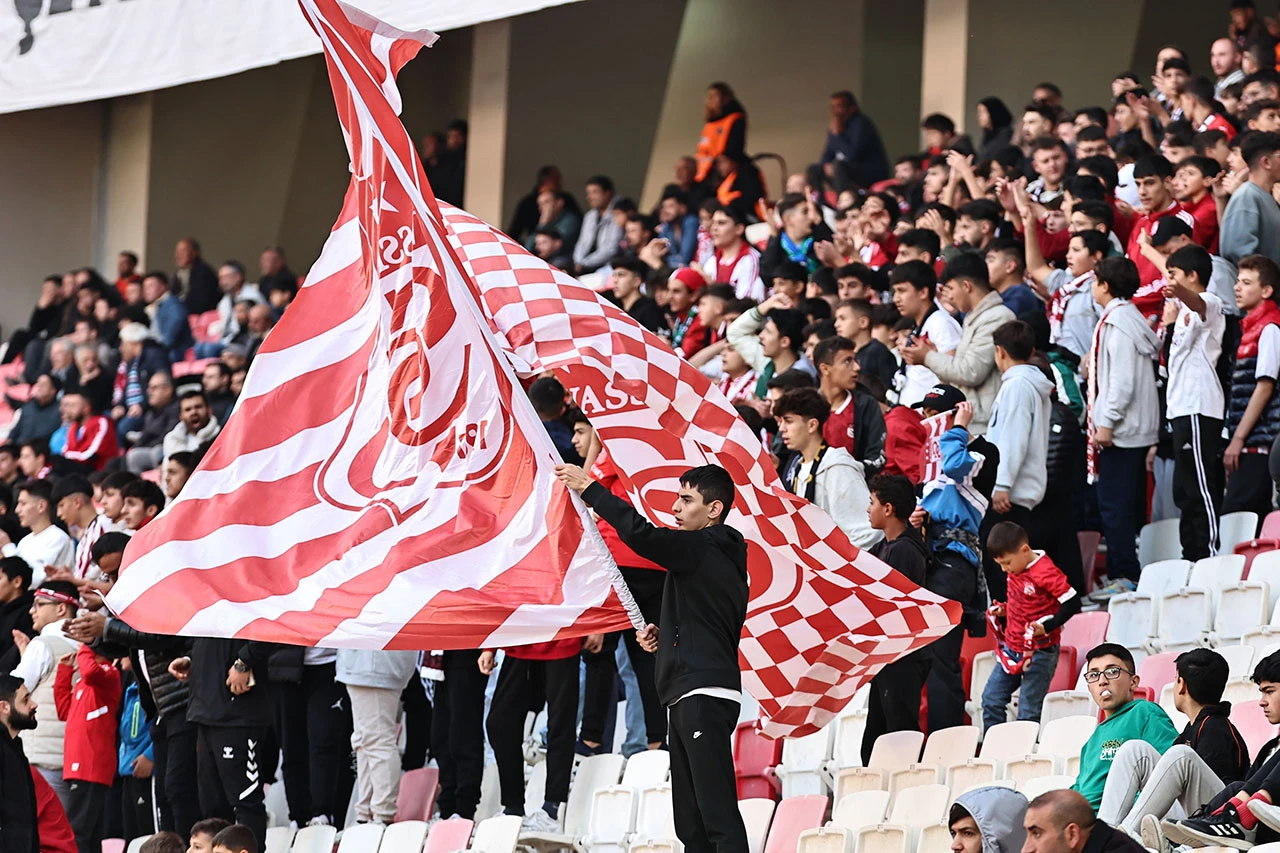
12, 3, 1280, 851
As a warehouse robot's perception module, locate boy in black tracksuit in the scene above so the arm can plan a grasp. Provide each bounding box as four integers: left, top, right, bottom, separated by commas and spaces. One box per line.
559, 462, 749, 853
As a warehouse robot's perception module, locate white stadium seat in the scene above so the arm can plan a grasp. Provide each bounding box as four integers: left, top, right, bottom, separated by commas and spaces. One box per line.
979, 721, 1039, 761
1139, 520, 1183, 567
1220, 512, 1260, 555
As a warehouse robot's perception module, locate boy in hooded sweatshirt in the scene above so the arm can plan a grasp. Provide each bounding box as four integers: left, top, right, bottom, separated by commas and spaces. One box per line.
55, 643, 122, 853
1087, 258, 1162, 596
773, 387, 882, 549
948, 785, 1028, 853
987, 320, 1055, 526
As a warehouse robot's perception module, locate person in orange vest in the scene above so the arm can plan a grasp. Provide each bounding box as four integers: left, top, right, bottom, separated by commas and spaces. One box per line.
695, 83, 747, 191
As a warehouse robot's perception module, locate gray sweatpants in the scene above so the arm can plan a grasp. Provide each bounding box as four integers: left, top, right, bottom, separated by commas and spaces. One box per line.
1097, 741, 1222, 832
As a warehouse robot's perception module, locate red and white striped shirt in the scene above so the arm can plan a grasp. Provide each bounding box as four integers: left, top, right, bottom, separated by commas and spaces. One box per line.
74, 514, 109, 581
702, 241, 764, 301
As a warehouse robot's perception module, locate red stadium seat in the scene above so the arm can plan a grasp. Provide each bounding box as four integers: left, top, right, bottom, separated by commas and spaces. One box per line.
1048, 646, 1078, 693
1238, 539, 1280, 578
762, 795, 828, 853
734, 721, 783, 800
1261, 512, 1280, 541
1078, 531, 1102, 593
1136, 652, 1179, 699
1060, 612, 1109, 670
423, 817, 474, 853
1231, 699, 1279, 758
394, 766, 440, 822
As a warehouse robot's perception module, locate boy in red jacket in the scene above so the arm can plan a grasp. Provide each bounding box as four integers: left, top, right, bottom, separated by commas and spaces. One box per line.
479, 636, 595, 834
54, 643, 121, 853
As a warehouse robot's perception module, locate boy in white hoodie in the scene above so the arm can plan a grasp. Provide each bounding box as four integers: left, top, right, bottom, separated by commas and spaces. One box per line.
773, 388, 881, 549
1088, 258, 1162, 597
987, 320, 1055, 526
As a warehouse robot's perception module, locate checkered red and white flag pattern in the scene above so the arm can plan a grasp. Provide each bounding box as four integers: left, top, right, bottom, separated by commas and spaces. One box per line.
920, 412, 955, 485
106, 0, 642, 651
111, 0, 960, 738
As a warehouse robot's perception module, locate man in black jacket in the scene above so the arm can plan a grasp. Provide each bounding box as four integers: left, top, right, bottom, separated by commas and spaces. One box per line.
0, 555, 34, 672
0, 672, 40, 853
556, 462, 748, 853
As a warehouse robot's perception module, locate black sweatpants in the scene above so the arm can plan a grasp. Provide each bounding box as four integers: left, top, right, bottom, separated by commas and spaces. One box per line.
581, 566, 667, 745
400, 674, 431, 771
1225, 453, 1274, 528
65, 779, 108, 853
195, 725, 267, 848
923, 551, 978, 732
275, 662, 354, 824
432, 650, 489, 819
486, 654, 578, 812
668, 694, 748, 853
119, 775, 156, 843
1096, 446, 1150, 582
1172, 415, 1224, 559
861, 650, 931, 766
152, 715, 199, 837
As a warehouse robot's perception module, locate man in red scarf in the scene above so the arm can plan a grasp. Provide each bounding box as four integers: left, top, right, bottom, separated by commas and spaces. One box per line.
1224, 256, 1280, 523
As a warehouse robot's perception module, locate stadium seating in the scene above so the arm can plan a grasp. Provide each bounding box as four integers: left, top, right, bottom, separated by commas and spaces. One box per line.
1221, 512, 1261, 555
1230, 695, 1279, 757
979, 721, 1039, 760
1237, 539, 1280, 578
633, 784, 676, 843
943, 758, 999, 792
762, 795, 829, 853
739, 798, 777, 853
1059, 612, 1109, 666
1079, 530, 1102, 593
394, 766, 440, 822
775, 726, 835, 797
470, 815, 522, 853
1018, 775, 1077, 799
1136, 652, 1179, 698
735, 722, 784, 799
1139, 519, 1183, 567
622, 750, 671, 787
291, 824, 338, 853
1003, 755, 1056, 787
795, 825, 852, 853
920, 725, 979, 767
1036, 716, 1096, 767
525, 753, 626, 846
125, 838, 150, 853
1262, 512, 1280, 540
335, 823, 386, 853
829, 789, 890, 832
102, 841, 126, 853
965, 652, 998, 726
264, 826, 296, 853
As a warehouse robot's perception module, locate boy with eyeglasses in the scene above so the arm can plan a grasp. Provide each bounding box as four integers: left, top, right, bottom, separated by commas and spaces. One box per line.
1072, 643, 1179, 811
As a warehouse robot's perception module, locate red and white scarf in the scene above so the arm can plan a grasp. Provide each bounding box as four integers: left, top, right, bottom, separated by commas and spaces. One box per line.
719, 370, 758, 403
1048, 271, 1094, 345
1086, 299, 1128, 483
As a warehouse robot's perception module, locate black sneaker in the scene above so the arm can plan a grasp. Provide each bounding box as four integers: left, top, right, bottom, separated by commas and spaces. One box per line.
1163, 808, 1256, 850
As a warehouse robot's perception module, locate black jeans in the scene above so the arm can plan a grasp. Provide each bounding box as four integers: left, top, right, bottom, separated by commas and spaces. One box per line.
1225, 452, 1274, 529
1096, 446, 1150, 582
152, 714, 199, 838
432, 650, 489, 819
923, 550, 977, 731
275, 662, 354, 824
580, 566, 667, 745
400, 674, 431, 771
1171, 415, 1224, 560
65, 779, 108, 853
668, 695, 748, 853
195, 725, 267, 848
861, 651, 931, 766
487, 654, 579, 811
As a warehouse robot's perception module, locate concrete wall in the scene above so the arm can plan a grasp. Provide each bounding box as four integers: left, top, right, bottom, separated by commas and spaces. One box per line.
0, 101, 103, 336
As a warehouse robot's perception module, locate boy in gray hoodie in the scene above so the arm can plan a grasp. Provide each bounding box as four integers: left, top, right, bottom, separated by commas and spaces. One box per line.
1088, 258, 1162, 595
988, 320, 1055, 522
950, 786, 1028, 853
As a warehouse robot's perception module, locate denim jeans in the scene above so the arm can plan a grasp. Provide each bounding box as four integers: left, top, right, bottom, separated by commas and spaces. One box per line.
981, 643, 1059, 731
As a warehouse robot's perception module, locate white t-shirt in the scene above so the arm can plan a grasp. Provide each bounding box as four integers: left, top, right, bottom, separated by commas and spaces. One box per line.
1167, 292, 1226, 420
897, 306, 962, 407
3, 524, 76, 589
1257, 324, 1280, 382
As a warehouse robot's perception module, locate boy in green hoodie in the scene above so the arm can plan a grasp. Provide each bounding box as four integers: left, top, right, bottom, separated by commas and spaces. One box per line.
1072, 643, 1179, 810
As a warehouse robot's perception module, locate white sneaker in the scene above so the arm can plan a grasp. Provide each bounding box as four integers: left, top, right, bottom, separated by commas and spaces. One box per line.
521, 809, 560, 834
307, 815, 331, 827
1142, 814, 1169, 852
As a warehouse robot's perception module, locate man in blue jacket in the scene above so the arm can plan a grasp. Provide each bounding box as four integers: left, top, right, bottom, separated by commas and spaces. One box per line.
143, 272, 194, 363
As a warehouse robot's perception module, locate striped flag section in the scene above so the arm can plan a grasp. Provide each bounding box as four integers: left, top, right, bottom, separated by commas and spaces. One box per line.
110, 0, 961, 738
106, 0, 640, 651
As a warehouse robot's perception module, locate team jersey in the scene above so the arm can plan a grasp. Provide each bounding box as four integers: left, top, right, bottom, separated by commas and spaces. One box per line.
823, 392, 855, 454
1004, 551, 1074, 652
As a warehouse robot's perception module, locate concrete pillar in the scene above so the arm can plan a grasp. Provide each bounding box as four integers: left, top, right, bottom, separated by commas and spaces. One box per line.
920, 0, 969, 135
96, 92, 153, 273
463, 19, 510, 226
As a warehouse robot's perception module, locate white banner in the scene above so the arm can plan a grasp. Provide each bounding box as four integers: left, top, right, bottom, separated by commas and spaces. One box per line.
0, 0, 579, 115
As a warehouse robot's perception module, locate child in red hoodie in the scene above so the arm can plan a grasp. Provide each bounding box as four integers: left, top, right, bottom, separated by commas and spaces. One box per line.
479, 636, 595, 833
55, 644, 122, 853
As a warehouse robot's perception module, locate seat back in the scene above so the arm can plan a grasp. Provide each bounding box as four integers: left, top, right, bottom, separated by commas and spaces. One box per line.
1139, 519, 1184, 567
830, 708, 868, 770
1135, 559, 1193, 595
470, 816, 523, 853
1079, 531, 1102, 592
1216, 582, 1270, 641
125, 838, 151, 853
1037, 715, 1097, 761
920, 725, 979, 766
832, 767, 887, 801
735, 722, 784, 798
1018, 775, 1077, 799
1158, 588, 1212, 649
622, 750, 671, 787
1136, 652, 1179, 698
421, 818, 472, 853
856, 825, 908, 853
567, 754, 627, 836
291, 825, 338, 853
635, 784, 676, 840
887, 765, 939, 798
887, 783, 949, 828
1228, 687, 1279, 759
1237, 539, 1280, 579
628, 841, 683, 853
588, 787, 639, 845
739, 798, 777, 853
103, 841, 126, 853
264, 827, 296, 853
1048, 647, 1079, 693
1004, 755, 1056, 786
1104, 594, 1157, 649
830, 790, 891, 833
395, 766, 440, 822
1059, 612, 1109, 663
524, 761, 549, 817
795, 827, 853, 853
763, 795, 830, 853
1262, 512, 1280, 540
979, 721, 1039, 760
1243, 627, 1280, 662
337, 823, 387, 853
969, 652, 998, 709
943, 758, 998, 793
867, 731, 923, 772
1038, 691, 1095, 723
1220, 512, 1261, 554
1247, 550, 1280, 614
917, 822, 953, 853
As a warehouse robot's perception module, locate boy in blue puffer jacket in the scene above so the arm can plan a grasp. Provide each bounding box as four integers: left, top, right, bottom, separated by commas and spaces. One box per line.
910, 386, 999, 731
118, 666, 155, 840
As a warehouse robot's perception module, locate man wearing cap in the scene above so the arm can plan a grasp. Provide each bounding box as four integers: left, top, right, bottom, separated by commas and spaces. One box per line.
9, 374, 62, 446
111, 322, 171, 439
9, 580, 80, 806
950, 786, 1028, 853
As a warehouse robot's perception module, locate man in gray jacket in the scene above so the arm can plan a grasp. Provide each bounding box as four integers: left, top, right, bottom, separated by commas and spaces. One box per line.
1088, 259, 1162, 597
1220, 131, 1280, 266
988, 321, 1054, 525
901, 254, 1014, 435
336, 650, 419, 826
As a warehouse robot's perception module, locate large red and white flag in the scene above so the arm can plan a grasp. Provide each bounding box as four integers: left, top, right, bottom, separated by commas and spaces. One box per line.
110, 0, 961, 738
106, 0, 641, 650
